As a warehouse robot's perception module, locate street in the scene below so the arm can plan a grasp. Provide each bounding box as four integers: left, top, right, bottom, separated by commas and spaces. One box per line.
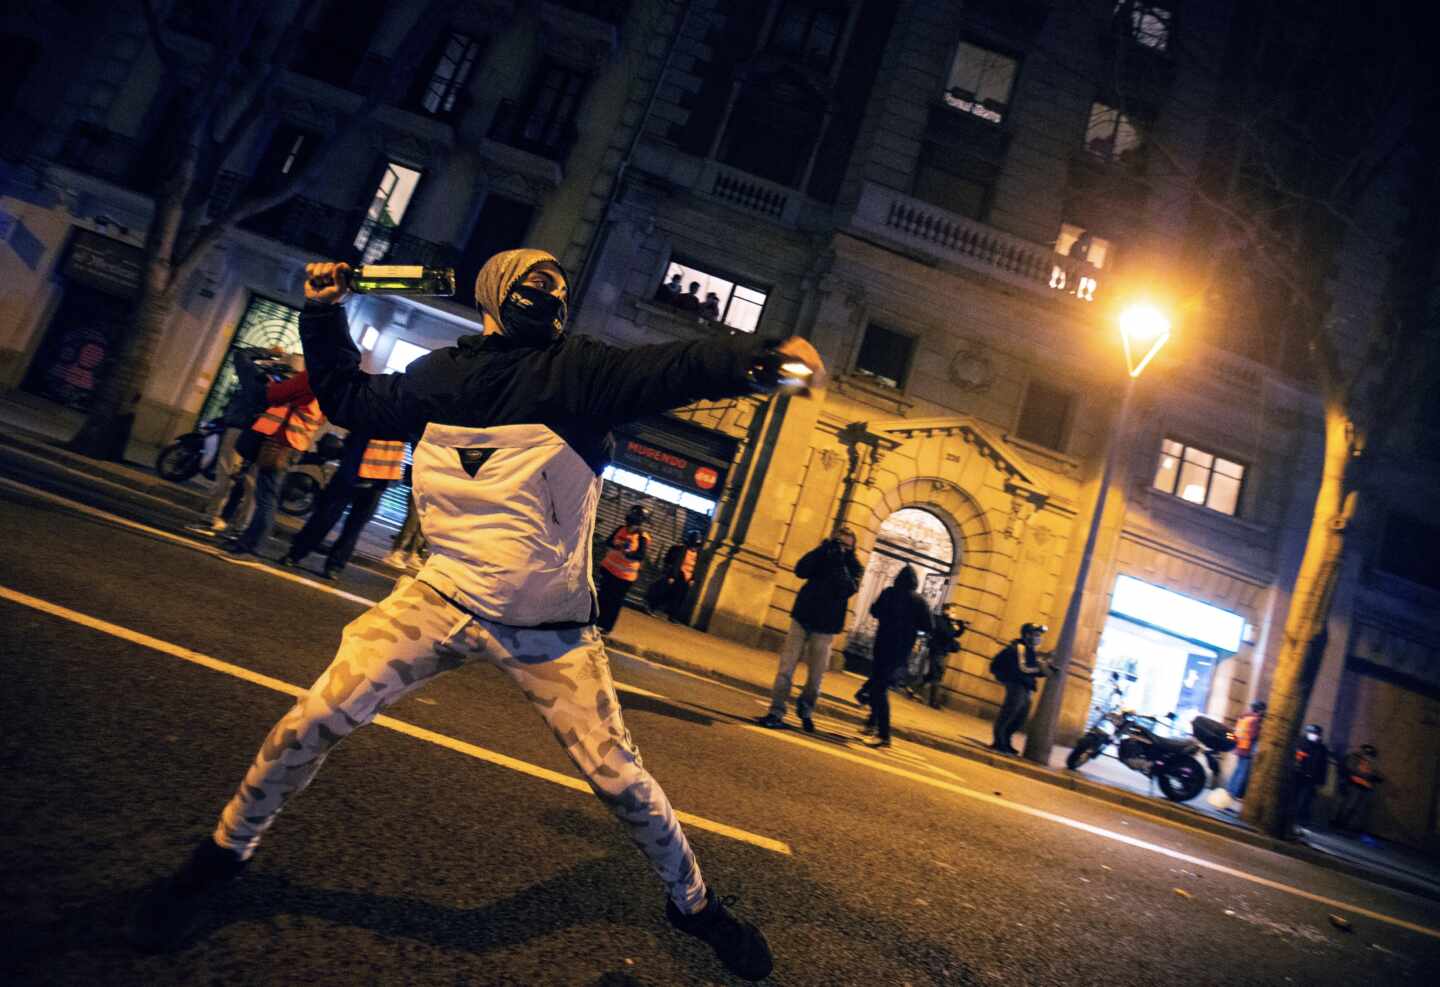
2, 481, 1438, 986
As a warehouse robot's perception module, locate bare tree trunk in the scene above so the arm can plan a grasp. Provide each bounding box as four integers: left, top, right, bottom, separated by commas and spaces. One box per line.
1241, 407, 1357, 837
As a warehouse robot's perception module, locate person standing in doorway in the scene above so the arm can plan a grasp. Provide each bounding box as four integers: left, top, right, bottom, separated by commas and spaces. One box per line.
596, 504, 651, 633
989, 622, 1049, 754
280, 432, 405, 579
645, 529, 703, 622
130, 248, 824, 980
759, 527, 863, 733
1226, 700, 1267, 803
921, 603, 965, 709
1333, 743, 1384, 834
860, 566, 932, 748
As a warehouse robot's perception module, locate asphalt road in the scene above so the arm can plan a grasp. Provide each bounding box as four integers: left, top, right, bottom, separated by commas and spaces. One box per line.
2, 480, 1438, 986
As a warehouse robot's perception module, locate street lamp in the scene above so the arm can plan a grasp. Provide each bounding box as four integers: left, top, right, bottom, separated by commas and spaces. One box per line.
1023, 302, 1172, 765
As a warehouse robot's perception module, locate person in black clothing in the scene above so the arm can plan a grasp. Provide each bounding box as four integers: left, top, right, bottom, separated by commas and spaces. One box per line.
1290, 723, 1330, 836
130, 249, 824, 981
760, 527, 864, 732
279, 431, 399, 579
645, 529, 703, 621
596, 504, 651, 632
919, 603, 966, 708
990, 622, 1049, 754
860, 566, 932, 749
655, 271, 684, 305
675, 281, 703, 312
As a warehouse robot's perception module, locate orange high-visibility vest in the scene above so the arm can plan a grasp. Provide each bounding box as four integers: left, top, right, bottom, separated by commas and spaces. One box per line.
358, 439, 406, 480
680, 547, 698, 582
252, 398, 324, 451
600, 526, 646, 581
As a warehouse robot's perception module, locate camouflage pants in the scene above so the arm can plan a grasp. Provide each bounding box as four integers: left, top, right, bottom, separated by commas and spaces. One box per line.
215, 576, 707, 912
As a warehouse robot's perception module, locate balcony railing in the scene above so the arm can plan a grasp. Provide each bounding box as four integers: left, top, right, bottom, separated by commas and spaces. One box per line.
849, 181, 1103, 303
213, 172, 458, 267
699, 160, 803, 227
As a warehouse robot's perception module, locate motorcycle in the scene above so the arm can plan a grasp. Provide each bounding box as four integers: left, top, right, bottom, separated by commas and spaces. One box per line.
278, 432, 346, 517
1066, 709, 1237, 803
155, 417, 228, 483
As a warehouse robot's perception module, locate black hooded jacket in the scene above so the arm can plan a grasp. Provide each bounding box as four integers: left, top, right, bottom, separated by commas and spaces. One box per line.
868, 568, 932, 668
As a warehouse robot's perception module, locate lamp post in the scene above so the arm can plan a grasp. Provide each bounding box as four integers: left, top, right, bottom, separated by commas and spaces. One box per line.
1023, 303, 1171, 766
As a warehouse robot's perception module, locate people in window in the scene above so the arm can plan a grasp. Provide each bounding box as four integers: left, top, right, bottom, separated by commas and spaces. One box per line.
674, 281, 702, 312
700, 292, 722, 320
655, 272, 683, 305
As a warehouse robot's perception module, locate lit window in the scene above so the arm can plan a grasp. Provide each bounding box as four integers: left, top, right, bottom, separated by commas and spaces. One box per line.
1152, 437, 1245, 516
1085, 102, 1145, 166
654, 258, 768, 334
385, 338, 430, 373
420, 33, 481, 117
943, 41, 1018, 124
1049, 223, 1112, 299
600, 466, 718, 516
354, 162, 423, 264
1118, 2, 1172, 51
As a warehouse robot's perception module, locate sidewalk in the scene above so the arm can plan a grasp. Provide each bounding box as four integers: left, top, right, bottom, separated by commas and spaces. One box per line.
2, 391, 1438, 903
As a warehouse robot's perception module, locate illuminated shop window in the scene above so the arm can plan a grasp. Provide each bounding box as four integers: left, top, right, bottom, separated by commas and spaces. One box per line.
602, 465, 717, 516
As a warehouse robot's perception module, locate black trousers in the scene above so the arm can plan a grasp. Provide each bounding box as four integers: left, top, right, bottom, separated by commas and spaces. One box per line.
645, 575, 691, 620
289, 478, 388, 572
863, 659, 902, 740
596, 569, 635, 632
993, 682, 1033, 749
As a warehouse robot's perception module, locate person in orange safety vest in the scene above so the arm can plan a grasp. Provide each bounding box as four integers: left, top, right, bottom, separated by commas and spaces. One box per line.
1332, 743, 1384, 834
1225, 700, 1266, 801
596, 504, 651, 632
645, 529, 703, 623
281, 432, 405, 578
222, 363, 325, 558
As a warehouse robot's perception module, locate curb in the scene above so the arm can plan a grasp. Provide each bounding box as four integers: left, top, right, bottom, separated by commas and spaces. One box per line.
608, 634, 1440, 905
0, 436, 210, 516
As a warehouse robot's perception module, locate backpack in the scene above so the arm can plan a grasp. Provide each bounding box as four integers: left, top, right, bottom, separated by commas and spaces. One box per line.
989, 646, 1010, 682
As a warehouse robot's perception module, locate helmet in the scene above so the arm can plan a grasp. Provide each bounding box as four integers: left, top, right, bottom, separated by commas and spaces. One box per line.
683, 529, 703, 547
1251, 701, 1268, 713
1020, 622, 1047, 636
625, 504, 649, 526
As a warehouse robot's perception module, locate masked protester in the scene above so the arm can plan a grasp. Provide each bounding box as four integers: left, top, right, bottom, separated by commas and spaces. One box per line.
1333, 743, 1384, 834
130, 249, 826, 981
1290, 724, 1330, 836
597, 504, 651, 632
860, 566, 932, 748
989, 622, 1048, 754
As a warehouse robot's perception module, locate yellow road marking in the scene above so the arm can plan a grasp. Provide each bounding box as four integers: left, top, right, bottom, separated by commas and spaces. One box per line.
0, 584, 791, 857
738, 723, 1440, 940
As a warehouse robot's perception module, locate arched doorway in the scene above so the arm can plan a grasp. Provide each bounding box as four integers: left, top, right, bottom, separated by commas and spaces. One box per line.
846, 507, 957, 669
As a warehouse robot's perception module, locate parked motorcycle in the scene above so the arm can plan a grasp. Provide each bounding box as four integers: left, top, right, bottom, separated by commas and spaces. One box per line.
1066, 710, 1237, 803
278, 432, 346, 517
155, 418, 228, 483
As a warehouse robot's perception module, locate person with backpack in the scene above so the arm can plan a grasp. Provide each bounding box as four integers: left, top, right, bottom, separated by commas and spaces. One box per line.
989, 622, 1048, 754
859, 566, 932, 749
919, 603, 966, 708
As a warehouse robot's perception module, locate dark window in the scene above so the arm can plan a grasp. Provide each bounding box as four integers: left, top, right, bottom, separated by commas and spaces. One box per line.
295, 0, 384, 88
489, 62, 588, 161
942, 41, 1018, 124
1085, 101, 1147, 168
768, 1, 846, 71
854, 324, 914, 389
1152, 438, 1245, 516
1015, 381, 1074, 451
251, 125, 318, 195
455, 193, 535, 308
413, 33, 481, 119
717, 74, 823, 186
1376, 513, 1440, 592
912, 151, 991, 220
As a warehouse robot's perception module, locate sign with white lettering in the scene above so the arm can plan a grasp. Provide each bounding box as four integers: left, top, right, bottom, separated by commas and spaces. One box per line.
612, 434, 727, 496
63, 229, 145, 298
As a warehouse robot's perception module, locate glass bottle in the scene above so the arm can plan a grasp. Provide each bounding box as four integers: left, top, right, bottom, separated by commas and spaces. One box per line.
347, 265, 456, 296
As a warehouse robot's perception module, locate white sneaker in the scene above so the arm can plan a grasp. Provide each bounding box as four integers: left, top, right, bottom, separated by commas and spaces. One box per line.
187, 520, 225, 537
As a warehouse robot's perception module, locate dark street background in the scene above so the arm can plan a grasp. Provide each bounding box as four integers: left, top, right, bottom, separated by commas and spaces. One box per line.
2, 480, 1438, 986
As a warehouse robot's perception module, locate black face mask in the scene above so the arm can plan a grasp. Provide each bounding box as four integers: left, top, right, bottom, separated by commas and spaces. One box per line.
500, 283, 567, 347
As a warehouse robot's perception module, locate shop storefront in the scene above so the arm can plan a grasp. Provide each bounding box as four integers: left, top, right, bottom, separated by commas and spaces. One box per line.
22, 229, 143, 410
1091, 575, 1245, 731
593, 416, 736, 604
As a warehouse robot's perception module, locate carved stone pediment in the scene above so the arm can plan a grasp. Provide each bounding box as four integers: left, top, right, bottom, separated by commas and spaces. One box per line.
867, 415, 1050, 505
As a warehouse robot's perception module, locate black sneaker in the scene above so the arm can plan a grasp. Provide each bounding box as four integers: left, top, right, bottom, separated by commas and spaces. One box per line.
800, 715, 815, 734
666, 888, 773, 981
757, 713, 785, 729
128, 838, 248, 953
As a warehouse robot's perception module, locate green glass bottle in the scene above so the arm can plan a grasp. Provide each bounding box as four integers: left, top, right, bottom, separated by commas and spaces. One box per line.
347, 265, 456, 296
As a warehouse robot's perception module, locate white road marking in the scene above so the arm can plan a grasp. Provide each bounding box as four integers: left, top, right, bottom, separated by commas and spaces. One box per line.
733, 721, 1440, 939
0, 476, 381, 608
0, 584, 791, 857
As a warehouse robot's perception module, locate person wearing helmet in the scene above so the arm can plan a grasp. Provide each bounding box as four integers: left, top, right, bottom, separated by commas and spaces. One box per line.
131, 251, 824, 980
597, 504, 652, 632
1333, 742, 1384, 834
646, 529, 704, 622
1290, 723, 1330, 837
1226, 700, 1268, 803
989, 622, 1049, 754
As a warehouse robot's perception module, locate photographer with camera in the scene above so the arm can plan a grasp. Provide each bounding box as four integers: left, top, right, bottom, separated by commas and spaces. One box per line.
921, 603, 966, 708
759, 527, 864, 733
